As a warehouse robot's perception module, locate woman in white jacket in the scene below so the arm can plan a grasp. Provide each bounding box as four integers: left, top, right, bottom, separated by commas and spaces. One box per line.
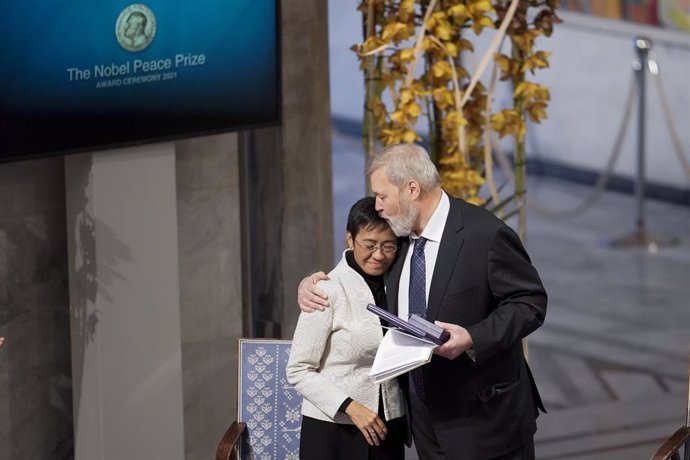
287, 197, 405, 460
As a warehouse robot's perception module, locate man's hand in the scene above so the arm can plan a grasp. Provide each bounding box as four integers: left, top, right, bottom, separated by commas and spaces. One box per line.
345, 401, 388, 446
433, 320, 473, 360
297, 271, 330, 312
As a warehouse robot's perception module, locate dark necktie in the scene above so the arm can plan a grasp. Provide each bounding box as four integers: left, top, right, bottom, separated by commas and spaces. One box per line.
409, 237, 427, 399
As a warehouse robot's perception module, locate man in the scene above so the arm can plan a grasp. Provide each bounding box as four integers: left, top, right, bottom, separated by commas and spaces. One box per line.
298, 143, 546, 460
123, 12, 148, 48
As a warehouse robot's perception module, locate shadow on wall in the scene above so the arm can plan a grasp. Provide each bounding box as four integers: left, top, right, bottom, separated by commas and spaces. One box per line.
66, 154, 133, 442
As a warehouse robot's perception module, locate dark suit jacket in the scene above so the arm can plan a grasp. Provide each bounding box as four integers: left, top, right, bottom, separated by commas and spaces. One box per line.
387, 196, 547, 459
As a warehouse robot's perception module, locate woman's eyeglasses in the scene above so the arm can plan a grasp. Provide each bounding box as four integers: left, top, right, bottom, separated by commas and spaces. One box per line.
354, 240, 398, 254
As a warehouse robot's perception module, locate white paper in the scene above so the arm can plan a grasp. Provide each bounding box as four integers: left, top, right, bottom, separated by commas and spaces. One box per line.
369, 329, 437, 384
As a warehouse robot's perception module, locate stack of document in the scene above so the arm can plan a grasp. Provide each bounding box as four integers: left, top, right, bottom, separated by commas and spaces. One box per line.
366, 303, 449, 384
369, 328, 437, 384
366, 303, 450, 345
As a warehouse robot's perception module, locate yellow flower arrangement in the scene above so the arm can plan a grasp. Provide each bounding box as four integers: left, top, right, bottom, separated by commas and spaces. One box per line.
354, 0, 560, 231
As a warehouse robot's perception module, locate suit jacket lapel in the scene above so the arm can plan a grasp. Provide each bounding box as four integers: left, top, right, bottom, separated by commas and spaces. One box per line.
385, 238, 409, 316
426, 199, 465, 322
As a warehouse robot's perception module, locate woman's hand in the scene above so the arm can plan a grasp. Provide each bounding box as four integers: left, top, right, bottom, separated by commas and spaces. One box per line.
345, 401, 388, 446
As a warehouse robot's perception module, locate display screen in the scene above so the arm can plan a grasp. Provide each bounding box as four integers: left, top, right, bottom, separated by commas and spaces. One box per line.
0, 1, 280, 163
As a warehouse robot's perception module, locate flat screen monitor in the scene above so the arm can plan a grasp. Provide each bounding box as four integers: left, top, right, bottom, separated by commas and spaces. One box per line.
0, 1, 280, 163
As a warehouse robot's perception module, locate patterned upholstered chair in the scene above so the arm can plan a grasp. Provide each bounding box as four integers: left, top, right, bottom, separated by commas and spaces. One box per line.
651, 351, 690, 460
215, 338, 303, 460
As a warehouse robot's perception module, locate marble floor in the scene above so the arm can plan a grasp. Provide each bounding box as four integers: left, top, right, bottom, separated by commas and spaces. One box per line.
330, 128, 690, 460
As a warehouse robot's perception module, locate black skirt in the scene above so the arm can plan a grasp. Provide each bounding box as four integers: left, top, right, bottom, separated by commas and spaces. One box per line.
299, 415, 405, 460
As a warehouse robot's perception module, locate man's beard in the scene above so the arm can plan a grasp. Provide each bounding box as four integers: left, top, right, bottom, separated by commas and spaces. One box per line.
386, 196, 418, 237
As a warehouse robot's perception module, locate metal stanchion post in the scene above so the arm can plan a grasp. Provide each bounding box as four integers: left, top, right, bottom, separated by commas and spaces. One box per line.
635, 38, 648, 237
608, 37, 678, 252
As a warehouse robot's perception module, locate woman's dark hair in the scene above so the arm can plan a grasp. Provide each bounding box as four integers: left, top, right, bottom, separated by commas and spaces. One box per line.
346, 196, 390, 238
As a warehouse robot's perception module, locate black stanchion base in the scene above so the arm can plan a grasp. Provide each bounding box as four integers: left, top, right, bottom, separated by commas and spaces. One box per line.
606, 228, 680, 252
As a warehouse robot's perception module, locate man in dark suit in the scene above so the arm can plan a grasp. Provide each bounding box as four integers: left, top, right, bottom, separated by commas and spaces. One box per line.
299, 143, 547, 459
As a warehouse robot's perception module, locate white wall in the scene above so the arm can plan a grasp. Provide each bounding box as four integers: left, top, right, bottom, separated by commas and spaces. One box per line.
65, 145, 185, 460
328, 6, 690, 188
531, 12, 690, 188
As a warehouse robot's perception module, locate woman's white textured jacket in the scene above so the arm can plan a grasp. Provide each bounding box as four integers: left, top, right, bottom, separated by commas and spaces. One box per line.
286, 252, 405, 424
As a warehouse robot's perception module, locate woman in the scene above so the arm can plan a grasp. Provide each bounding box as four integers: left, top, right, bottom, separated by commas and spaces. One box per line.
287, 197, 405, 460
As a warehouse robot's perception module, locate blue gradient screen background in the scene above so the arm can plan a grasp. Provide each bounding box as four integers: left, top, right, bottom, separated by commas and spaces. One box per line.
0, 0, 279, 161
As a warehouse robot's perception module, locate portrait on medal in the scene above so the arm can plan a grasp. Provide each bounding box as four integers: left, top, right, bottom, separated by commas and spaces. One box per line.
116, 4, 156, 52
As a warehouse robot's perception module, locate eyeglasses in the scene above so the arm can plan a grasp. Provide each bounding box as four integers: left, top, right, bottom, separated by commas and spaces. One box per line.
354, 240, 398, 254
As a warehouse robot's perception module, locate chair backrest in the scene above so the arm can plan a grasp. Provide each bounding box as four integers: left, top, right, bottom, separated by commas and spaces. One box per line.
650, 350, 690, 460
236, 338, 303, 460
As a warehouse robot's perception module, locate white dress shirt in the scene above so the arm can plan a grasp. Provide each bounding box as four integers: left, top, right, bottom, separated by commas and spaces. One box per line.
397, 191, 450, 319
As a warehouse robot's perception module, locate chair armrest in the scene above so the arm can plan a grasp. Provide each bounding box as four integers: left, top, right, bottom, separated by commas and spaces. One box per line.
215, 421, 246, 460
651, 426, 690, 460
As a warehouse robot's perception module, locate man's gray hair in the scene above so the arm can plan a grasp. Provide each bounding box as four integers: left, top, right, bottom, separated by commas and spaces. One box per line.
367, 143, 441, 191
